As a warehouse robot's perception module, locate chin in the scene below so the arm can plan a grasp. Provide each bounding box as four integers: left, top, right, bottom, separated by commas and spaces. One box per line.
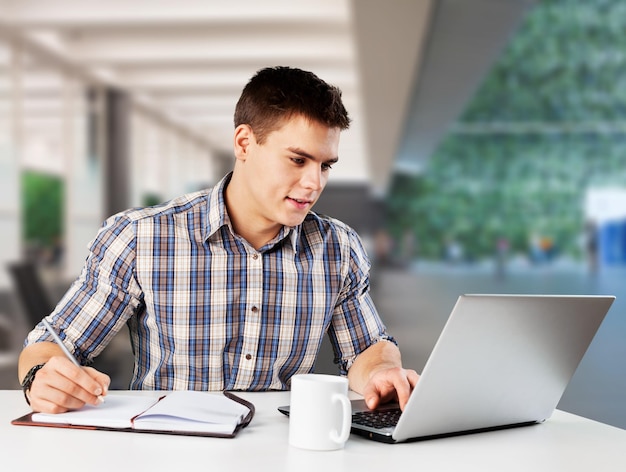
281, 214, 308, 228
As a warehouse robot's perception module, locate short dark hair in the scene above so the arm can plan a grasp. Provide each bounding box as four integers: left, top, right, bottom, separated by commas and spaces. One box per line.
234, 66, 351, 143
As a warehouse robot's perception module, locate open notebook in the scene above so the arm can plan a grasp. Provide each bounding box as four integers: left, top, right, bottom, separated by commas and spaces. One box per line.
13, 390, 254, 438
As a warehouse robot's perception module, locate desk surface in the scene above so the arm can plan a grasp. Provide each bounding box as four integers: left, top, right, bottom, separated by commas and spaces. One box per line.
3, 390, 626, 472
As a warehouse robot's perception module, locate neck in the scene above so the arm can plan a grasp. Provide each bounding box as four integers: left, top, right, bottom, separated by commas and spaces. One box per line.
224, 173, 281, 250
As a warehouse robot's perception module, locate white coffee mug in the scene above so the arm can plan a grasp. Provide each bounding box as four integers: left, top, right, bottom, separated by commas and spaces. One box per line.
288, 374, 352, 451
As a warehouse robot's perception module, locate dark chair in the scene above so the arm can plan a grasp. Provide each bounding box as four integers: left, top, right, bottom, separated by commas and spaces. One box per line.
8, 262, 55, 329
8, 261, 134, 388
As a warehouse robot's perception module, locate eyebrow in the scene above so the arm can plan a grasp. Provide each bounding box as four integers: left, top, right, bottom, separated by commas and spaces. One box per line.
287, 147, 339, 165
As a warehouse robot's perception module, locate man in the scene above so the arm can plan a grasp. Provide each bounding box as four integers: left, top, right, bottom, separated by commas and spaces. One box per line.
18, 66, 419, 414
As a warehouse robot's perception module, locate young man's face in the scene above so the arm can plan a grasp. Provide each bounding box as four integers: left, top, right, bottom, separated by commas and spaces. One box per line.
233, 114, 340, 235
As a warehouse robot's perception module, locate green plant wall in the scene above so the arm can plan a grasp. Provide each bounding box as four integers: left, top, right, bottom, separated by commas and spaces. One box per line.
387, 0, 626, 261
22, 171, 64, 250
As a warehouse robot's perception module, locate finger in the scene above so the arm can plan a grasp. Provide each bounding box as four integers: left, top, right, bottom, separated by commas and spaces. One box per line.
407, 370, 420, 388
395, 375, 413, 411
51, 358, 108, 402
84, 367, 111, 396
29, 395, 69, 414
366, 375, 399, 410
29, 383, 87, 413
362, 382, 381, 410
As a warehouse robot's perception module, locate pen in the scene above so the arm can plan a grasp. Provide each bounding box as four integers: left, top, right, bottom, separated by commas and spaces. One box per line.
41, 318, 105, 403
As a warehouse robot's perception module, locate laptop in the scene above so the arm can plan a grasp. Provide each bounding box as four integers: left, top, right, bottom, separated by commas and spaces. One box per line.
279, 294, 615, 443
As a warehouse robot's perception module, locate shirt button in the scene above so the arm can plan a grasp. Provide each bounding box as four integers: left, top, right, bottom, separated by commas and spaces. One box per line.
251, 306, 259, 313
252, 254, 259, 260
245, 354, 252, 360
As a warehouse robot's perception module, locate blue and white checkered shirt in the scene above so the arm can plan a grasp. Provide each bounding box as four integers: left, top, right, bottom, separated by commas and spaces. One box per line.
26, 173, 393, 391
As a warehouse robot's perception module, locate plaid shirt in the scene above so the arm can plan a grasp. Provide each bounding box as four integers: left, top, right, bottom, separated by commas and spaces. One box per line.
26, 173, 392, 391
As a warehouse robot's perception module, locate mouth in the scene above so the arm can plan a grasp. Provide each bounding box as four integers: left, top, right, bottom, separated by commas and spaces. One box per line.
287, 196, 314, 209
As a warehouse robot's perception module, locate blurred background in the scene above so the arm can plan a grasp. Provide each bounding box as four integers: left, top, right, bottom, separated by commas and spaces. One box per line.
1, 0, 625, 429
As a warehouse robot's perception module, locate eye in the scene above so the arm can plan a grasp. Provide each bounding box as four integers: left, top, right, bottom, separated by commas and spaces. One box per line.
321, 162, 333, 171
291, 157, 305, 165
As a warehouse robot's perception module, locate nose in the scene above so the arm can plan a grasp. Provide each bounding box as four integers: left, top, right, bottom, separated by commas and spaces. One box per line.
301, 164, 324, 191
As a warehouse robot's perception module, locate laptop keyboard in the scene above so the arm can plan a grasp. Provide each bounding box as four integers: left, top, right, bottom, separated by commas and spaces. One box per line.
353, 408, 402, 429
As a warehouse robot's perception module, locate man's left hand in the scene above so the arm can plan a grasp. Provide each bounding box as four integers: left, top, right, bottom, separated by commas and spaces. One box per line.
362, 366, 419, 411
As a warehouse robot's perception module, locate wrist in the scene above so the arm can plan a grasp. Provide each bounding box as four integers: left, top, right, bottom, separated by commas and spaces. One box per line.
20, 363, 46, 406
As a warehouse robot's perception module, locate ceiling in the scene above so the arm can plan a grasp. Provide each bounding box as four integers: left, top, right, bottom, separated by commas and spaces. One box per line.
0, 0, 535, 193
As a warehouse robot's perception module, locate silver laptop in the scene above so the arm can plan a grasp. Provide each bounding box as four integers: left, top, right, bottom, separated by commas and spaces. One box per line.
279, 294, 615, 443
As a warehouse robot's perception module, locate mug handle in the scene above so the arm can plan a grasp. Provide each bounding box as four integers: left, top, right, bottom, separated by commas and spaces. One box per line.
330, 393, 352, 445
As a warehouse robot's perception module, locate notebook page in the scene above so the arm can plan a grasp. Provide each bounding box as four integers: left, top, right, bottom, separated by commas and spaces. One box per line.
133, 391, 250, 434
32, 394, 159, 429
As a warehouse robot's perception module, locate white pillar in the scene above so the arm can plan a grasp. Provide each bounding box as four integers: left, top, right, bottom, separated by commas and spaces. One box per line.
0, 39, 22, 289
63, 77, 105, 280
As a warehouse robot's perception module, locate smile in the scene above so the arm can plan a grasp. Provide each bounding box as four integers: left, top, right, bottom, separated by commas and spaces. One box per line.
287, 197, 312, 208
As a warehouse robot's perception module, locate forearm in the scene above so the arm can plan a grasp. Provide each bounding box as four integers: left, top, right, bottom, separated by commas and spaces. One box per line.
347, 340, 402, 394
18, 342, 65, 382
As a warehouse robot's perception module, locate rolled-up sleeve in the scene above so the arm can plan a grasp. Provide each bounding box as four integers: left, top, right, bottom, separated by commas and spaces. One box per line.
329, 228, 396, 375
25, 213, 144, 365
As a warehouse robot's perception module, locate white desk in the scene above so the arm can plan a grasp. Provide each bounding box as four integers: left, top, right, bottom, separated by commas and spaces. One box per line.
3, 390, 626, 472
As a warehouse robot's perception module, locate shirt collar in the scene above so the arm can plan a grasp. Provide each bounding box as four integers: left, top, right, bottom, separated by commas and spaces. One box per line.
204, 172, 234, 242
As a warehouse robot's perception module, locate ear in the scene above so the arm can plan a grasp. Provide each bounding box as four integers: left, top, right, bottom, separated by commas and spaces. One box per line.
233, 124, 254, 162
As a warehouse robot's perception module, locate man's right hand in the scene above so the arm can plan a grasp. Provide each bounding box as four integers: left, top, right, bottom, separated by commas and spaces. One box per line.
19, 343, 110, 413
